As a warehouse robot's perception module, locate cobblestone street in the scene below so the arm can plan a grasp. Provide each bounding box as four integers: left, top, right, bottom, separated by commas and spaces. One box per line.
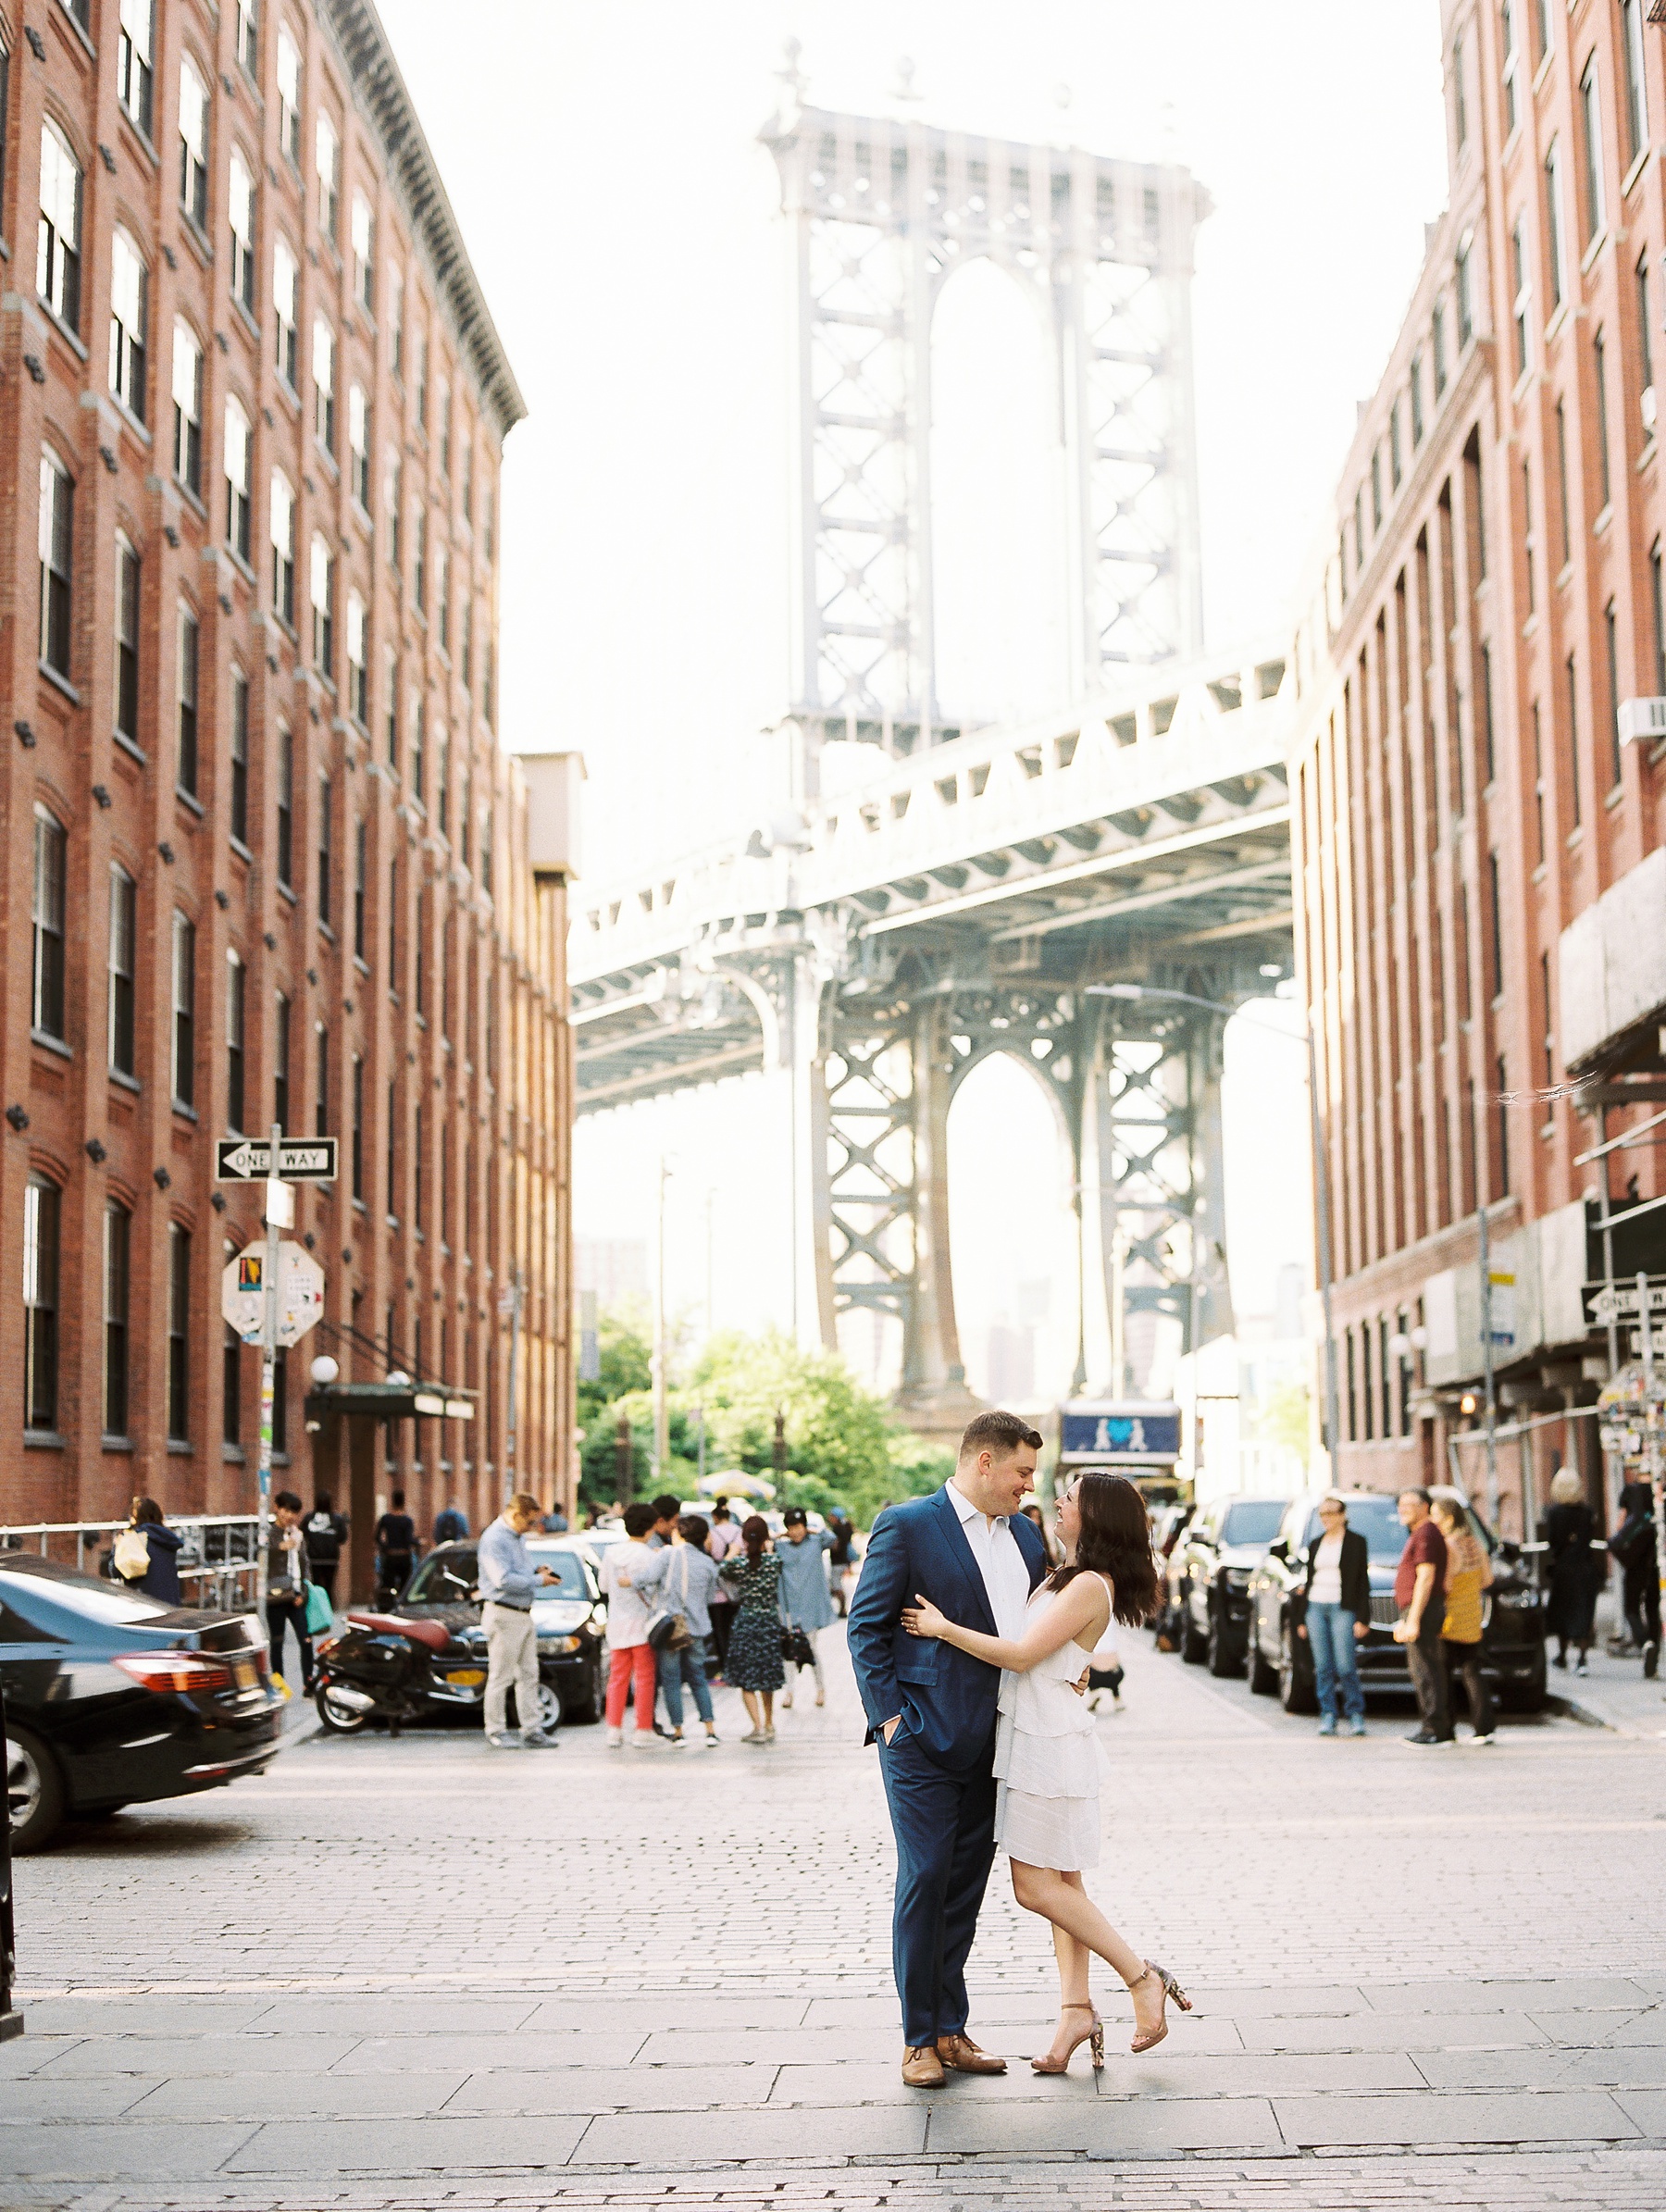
5, 1627, 1666, 2210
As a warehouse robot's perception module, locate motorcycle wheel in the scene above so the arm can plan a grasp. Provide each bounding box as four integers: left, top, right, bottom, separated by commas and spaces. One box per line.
315, 1683, 371, 1734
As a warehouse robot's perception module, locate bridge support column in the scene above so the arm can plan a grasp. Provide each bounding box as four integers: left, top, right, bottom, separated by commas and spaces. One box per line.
786, 951, 837, 1354
895, 1001, 979, 1439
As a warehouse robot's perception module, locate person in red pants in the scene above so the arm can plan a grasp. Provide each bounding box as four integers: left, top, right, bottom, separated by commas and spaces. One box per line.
600, 1500, 666, 1746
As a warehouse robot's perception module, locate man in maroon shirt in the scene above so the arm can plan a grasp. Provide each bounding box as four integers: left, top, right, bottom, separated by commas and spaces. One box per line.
1392, 1488, 1452, 1745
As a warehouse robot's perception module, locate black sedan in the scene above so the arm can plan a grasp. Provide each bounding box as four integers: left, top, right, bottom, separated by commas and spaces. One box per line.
1246, 1487, 1548, 1715
391, 1540, 608, 1727
1175, 1497, 1290, 1674
2, 1555, 282, 1854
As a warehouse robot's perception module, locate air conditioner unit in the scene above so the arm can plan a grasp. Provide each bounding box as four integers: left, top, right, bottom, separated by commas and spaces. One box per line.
1618, 696, 1666, 745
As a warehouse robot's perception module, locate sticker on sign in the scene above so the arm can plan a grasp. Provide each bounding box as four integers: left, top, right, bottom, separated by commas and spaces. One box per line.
221, 1240, 327, 1347
217, 1137, 338, 1182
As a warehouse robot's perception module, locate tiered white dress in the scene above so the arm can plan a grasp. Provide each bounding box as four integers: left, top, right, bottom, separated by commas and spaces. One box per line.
991, 1578, 1107, 1871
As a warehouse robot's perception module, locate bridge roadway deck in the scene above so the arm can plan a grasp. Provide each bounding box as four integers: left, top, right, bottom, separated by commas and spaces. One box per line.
5, 1630, 1665, 2210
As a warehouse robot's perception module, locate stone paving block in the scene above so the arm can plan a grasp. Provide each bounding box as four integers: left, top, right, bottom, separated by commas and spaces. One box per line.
32, 2034, 367, 2078
1274, 2088, 1640, 2146
1175, 1982, 1368, 2018
0, 2078, 162, 2119
239, 1997, 543, 2037
14, 1999, 271, 2039
520, 1997, 809, 2033
570, 2104, 928, 2164
1533, 2007, 1666, 2045
767, 2059, 1102, 2105
1238, 2010, 1548, 2054
0, 2120, 257, 2180
1417, 2045, 1666, 2091
330, 2032, 649, 2072
1361, 1977, 1651, 2014
925, 2094, 1287, 2156
223, 2115, 590, 2172
1613, 2089, 1666, 2134
1093, 2049, 1426, 2097
124, 2069, 471, 2119
441, 2065, 781, 2114
632, 2025, 898, 2066
0, 2037, 76, 2079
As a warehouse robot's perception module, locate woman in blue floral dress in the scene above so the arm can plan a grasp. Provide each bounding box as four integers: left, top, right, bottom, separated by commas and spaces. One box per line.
718, 1516, 784, 1744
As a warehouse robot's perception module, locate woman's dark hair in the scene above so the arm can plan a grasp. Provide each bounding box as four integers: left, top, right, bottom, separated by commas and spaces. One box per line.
1019, 1498, 1056, 1566
1047, 1472, 1161, 1625
132, 1496, 163, 1526
315, 1493, 333, 1514
741, 1513, 768, 1562
623, 1501, 657, 1538
678, 1513, 710, 1547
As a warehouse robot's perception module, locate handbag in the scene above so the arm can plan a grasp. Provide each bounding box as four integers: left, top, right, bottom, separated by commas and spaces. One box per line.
113, 1527, 150, 1582
779, 1623, 814, 1670
304, 1582, 335, 1634
645, 1552, 693, 1652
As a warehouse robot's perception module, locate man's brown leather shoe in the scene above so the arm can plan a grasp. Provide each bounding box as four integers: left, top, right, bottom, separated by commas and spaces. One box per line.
936, 2032, 1007, 2075
901, 2044, 947, 2086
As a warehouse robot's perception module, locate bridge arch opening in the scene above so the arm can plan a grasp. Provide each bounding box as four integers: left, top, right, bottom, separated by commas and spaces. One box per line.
929, 258, 1064, 726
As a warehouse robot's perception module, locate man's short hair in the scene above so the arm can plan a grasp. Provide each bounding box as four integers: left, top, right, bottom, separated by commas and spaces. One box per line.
959, 1409, 1043, 1460
623, 1501, 658, 1538
679, 1513, 710, 1547
782, 1507, 807, 1528
1399, 1485, 1433, 1507
274, 1490, 303, 1514
391, 1490, 405, 1509
506, 1491, 542, 1522
652, 1493, 681, 1522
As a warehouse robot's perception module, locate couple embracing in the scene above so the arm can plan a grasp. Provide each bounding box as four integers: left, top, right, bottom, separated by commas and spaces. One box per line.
847, 1410, 1189, 2084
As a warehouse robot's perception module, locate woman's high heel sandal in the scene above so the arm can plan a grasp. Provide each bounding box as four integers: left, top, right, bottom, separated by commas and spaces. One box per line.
1128, 1960, 1192, 2054
1030, 2001, 1104, 2075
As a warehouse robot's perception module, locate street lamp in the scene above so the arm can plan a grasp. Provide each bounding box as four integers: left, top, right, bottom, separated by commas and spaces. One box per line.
1087, 983, 1343, 1468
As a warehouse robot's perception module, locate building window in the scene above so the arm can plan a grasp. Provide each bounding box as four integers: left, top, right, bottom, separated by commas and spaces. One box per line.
388, 456, 403, 573
229, 149, 255, 312
38, 122, 82, 333
352, 193, 374, 311
1501, 0, 1519, 136
411, 697, 426, 802
313, 317, 335, 454
310, 534, 334, 677
1606, 599, 1622, 787
237, 0, 259, 81
314, 1020, 329, 1140
1622, 0, 1649, 168
38, 448, 73, 677
226, 396, 252, 560
1555, 397, 1572, 561
23, 1175, 60, 1435
1370, 449, 1383, 530
317, 774, 333, 927
349, 383, 370, 507
1639, 256, 1657, 420
274, 988, 291, 1128
351, 1053, 364, 1198
1432, 300, 1448, 397
177, 604, 200, 797
316, 112, 339, 240
1545, 139, 1567, 308
104, 1201, 131, 1437
167, 1224, 190, 1442
271, 470, 295, 625
417, 334, 429, 427
1511, 217, 1530, 379
388, 856, 398, 982
226, 949, 245, 1132
223, 1326, 242, 1446
108, 864, 136, 1075
1481, 643, 1496, 784
414, 508, 427, 611
273, 235, 298, 387
115, 535, 141, 745
1653, 541, 1666, 694
461, 601, 473, 693
388, 263, 404, 378
179, 57, 209, 229
172, 321, 204, 493
483, 640, 495, 729
485, 485, 496, 565
354, 817, 367, 958
1580, 58, 1606, 244
0, 38, 10, 240
172, 911, 196, 1106
230, 667, 250, 844
1389, 404, 1402, 491
385, 648, 400, 767
1452, 30, 1468, 150
1534, 0, 1551, 64
1533, 700, 1546, 860
347, 592, 367, 725
387, 1080, 398, 1214
277, 726, 293, 888
1596, 329, 1612, 510
415, 882, 428, 1017
462, 436, 474, 523
1567, 652, 1582, 826
439, 381, 452, 478
31, 806, 67, 1040
414, 1102, 424, 1228
1455, 238, 1473, 350
1487, 851, 1504, 1000
437, 545, 451, 652
109, 228, 149, 419
277, 26, 302, 168
118, 0, 155, 136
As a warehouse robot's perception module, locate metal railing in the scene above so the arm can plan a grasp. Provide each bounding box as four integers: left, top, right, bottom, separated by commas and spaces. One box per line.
0, 1515, 260, 1612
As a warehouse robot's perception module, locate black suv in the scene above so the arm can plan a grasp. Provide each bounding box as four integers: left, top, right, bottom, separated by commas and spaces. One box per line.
1246, 1487, 1548, 1714
1175, 1496, 1290, 1675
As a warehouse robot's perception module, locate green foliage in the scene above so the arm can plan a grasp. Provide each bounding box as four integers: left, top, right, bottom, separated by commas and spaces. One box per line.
1254, 1381, 1312, 1459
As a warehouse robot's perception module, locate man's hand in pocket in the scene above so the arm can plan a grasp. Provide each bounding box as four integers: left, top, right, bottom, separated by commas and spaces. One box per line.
882, 1715, 901, 1745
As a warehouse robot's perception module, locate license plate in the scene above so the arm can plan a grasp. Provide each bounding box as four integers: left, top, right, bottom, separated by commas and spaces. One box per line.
446, 1668, 486, 1687
232, 1659, 258, 1691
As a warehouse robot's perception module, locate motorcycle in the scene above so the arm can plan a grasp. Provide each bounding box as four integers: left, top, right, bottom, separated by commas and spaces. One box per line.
313, 1608, 501, 1736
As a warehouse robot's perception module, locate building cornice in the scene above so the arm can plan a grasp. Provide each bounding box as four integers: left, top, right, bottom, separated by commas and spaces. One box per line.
322, 0, 528, 442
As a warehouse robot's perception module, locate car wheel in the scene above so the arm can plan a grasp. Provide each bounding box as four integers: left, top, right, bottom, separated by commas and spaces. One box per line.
532, 1682, 562, 1734
6, 1728, 66, 1855
315, 1684, 370, 1734
1278, 1621, 1318, 1715
1206, 1600, 1240, 1677
1249, 1624, 1279, 1696
1502, 1647, 1548, 1714
1180, 1607, 1207, 1664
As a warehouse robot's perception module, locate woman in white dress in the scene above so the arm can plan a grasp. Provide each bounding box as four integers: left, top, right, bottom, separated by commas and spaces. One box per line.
901, 1471, 1190, 2072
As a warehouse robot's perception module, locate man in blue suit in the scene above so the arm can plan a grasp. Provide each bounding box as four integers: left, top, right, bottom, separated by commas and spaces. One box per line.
847, 1409, 1049, 2086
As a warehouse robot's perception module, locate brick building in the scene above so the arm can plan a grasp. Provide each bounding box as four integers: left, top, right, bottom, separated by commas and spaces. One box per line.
0, 0, 577, 1545
1290, 0, 1666, 1527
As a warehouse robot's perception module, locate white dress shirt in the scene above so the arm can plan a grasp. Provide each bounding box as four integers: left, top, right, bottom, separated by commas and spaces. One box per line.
948, 1482, 1032, 1638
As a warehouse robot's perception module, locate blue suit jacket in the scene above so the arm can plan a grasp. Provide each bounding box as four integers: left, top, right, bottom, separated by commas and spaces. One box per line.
847, 1487, 1048, 1771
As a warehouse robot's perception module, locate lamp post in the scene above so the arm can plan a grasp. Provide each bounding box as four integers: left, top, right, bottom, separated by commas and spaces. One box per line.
1087, 984, 1342, 1468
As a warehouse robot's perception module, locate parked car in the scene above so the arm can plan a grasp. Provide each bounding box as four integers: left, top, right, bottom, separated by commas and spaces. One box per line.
1150, 1502, 1198, 1645
368, 1538, 608, 1728
1, 1554, 282, 1854
1174, 1497, 1290, 1673
1245, 1486, 1548, 1715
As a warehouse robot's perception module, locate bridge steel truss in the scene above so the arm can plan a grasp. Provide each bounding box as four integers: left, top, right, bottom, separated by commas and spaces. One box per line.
762, 93, 1211, 745
571, 650, 1297, 1420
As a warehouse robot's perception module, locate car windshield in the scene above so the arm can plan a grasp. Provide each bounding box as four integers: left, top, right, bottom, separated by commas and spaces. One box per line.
404, 1551, 477, 1603
1218, 1502, 1287, 1547
0, 1558, 173, 1625
524, 1548, 590, 1597
1302, 1494, 1409, 1560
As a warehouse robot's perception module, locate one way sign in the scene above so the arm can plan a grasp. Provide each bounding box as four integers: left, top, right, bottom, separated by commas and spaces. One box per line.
216, 1137, 338, 1183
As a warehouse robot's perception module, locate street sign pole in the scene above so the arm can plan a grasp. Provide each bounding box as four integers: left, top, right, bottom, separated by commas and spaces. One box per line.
254, 1122, 286, 1626
1478, 1206, 1499, 1527
1640, 1273, 1666, 1676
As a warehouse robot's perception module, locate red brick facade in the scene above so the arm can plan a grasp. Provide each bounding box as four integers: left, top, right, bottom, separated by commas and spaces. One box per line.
0, 0, 574, 1540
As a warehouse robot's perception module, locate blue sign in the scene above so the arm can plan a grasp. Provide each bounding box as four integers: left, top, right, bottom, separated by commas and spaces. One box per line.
1061, 1410, 1181, 1460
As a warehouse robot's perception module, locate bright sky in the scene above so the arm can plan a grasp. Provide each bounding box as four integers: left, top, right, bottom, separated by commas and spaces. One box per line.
382, 1, 1451, 1398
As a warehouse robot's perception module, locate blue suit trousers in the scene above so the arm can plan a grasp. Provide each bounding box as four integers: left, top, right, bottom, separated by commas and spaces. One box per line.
877, 1724, 998, 2048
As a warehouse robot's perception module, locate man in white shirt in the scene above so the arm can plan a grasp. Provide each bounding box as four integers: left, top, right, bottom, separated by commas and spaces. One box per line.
599, 1500, 667, 1747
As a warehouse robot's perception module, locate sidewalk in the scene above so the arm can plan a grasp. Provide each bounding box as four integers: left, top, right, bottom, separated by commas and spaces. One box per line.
1549, 1645, 1666, 1736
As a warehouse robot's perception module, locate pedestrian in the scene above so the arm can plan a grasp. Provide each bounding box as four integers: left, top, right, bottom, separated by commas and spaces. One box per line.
1085, 1626, 1125, 1714
1431, 1494, 1495, 1744
433, 1499, 469, 1547
659, 1516, 722, 1746
1296, 1493, 1370, 1737
1020, 1499, 1057, 1569
1390, 1487, 1451, 1746
719, 1514, 785, 1744
648, 1494, 681, 1547
600, 1500, 668, 1748
113, 1497, 184, 1606
1612, 1477, 1660, 1675
1541, 1467, 1602, 1676
304, 1494, 349, 1608
374, 1490, 417, 1602
478, 1491, 560, 1750
776, 1507, 837, 1709
706, 1498, 742, 1678
267, 1491, 316, 1692
828, 1510, 856, 1616
541, 1500, 569, 1534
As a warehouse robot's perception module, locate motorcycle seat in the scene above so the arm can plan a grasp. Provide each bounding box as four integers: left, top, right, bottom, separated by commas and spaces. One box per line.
345, 1611, 452, 1653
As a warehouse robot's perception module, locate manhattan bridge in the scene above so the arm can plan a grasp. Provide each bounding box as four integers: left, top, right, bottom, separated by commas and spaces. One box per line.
570, 70, 1298, 1428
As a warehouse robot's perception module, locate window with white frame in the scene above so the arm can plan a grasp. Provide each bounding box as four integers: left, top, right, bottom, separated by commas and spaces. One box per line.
1581, 56, 1606, 244
439, 379, 451, 477
179, 57, 208, 229
225, 395, 252, 559
1622, 0, 1649, 170
229, 148, 255, 311
277, 725, 293, 885
118, 0, 155, 138
271, 470, 295, 625
316, 112, 339, 241
414, 507, 427, 611
1512, 217, 1530, 379
237, 0, 259, 80
388, 262, 404, 378
104, 1199, 131, 1438
436, 543, 450, 652
277, 25, 302, 167
387, 454, 402, 571
1455, 236, 1473, 350
24, 1174, 61, 1435
352, 193, 374, 311
109, 228, 148, 420
349, 382, 370, 508
115, 534, 141, 746
1545, 137, 1568, 306
177, 603, 200, 796
384, 646, 400, 766
230, 666, 250, 844
38, 447, 73, 677
274, 234, 298, 386
172, 320, 203, 493
1501, 0, 1519, 138
32, 805, 67, 1040
226, 947, 246, 1132
311, 532, 334, 677
108, 864, 136, 1075
171, 909, 196, 1107
347, 590, 367, 724
37, 121, 83, 333
313, 315, 335, 453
